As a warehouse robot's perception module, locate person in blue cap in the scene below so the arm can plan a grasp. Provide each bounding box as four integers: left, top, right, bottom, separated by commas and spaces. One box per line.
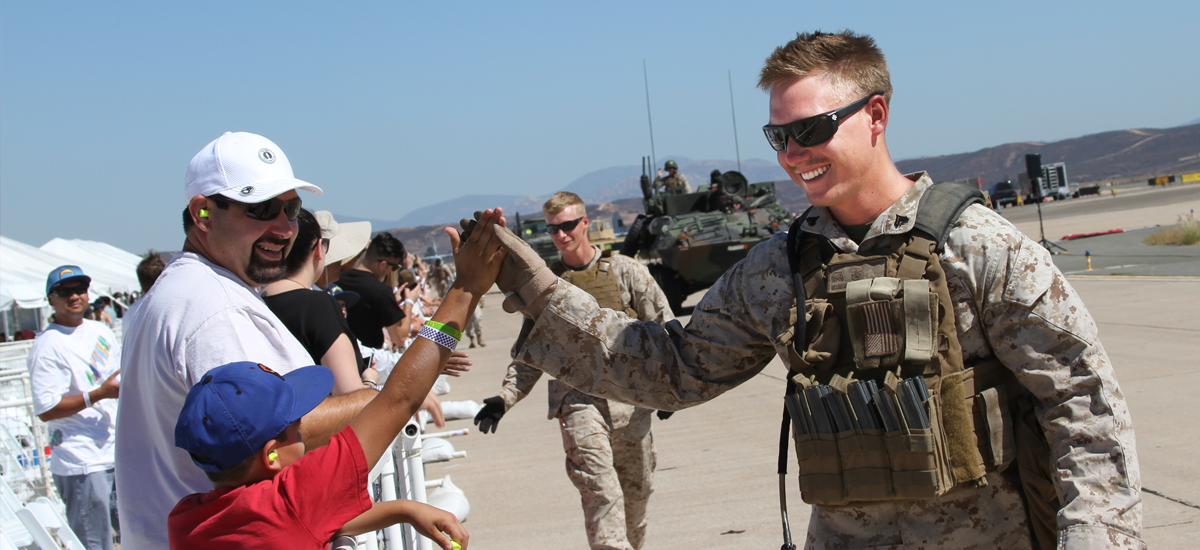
27, 265, 122, 550
166, 207, 508, 550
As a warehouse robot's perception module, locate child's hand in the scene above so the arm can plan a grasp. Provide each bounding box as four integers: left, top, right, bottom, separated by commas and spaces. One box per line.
407, 502, 468, 550
444, 208, 506, 297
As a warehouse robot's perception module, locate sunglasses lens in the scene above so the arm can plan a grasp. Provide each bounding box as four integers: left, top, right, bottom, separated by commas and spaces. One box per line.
242, 198, 301, 221
763, 127, 788, 152
798, 117, 837, 147
54, 285, 88, 297
283, 198, 301, 221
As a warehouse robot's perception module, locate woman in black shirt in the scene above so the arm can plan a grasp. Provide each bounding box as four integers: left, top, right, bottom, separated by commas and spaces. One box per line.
263, 209, 366, 395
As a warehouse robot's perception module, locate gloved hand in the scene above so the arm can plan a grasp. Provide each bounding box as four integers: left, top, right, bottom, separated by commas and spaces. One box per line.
473, 396, 506, 434
656, 410, 674, 421
456, 211, 483, 242
491, 224, 558, 316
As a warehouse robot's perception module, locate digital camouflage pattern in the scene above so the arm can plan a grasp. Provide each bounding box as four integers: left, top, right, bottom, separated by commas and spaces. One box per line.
497, 246, 673, 550
514, 174, 1143, 549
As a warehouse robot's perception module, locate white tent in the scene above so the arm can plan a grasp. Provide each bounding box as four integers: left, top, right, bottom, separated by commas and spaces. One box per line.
0, 236, 141, 311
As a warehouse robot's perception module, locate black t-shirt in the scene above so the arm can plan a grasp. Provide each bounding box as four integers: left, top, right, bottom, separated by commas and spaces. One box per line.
337, 269, 405, 349
264, 289, 366, 373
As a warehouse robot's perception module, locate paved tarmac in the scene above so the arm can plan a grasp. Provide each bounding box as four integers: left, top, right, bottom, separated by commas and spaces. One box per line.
421, 185, 1200, 550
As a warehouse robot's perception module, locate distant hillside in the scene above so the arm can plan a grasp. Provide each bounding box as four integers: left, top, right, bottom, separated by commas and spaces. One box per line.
896, 123, 1200, 184
359, 122, 1200, 252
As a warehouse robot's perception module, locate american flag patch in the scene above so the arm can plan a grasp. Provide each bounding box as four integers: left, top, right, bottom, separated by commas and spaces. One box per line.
861, 300, 898, 357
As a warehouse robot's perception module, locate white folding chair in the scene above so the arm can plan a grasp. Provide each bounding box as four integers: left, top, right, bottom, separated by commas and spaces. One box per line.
0, 479, 33, 548
16, 497, 84, 550
0, 532, 21, 550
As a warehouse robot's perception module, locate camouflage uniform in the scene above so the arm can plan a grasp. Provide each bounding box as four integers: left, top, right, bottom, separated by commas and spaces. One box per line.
654, 172, 691, 193
465, 294, 484, 347
431, 264, 454, 299
498, 246, 673, 550
513, 174, 1143, 549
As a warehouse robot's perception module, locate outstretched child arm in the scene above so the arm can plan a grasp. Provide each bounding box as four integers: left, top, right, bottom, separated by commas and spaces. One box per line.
334, 500, 468, 550
349, 207, 507, 472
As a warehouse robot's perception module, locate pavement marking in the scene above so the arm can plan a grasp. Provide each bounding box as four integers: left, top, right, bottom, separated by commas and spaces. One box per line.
1064, 264, 1144, 274
1142, 488, 1200, 511
1066, 275, 1200, 281
1099, 322, 1200, 332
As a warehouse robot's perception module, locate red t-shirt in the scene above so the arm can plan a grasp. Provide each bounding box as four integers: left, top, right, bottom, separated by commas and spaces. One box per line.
168, 426, 373, 550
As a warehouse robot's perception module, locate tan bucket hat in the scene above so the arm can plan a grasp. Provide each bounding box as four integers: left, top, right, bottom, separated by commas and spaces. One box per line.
314, 211, 371, 266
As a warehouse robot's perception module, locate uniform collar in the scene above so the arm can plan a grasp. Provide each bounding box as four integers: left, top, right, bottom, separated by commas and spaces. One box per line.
798, 172, 933, 252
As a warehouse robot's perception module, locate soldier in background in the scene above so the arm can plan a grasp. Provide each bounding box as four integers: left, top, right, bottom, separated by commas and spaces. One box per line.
485, 31, 1142, 550
653, 159, 691, 193
474, 192, 673, 550
430, 258, 454, 299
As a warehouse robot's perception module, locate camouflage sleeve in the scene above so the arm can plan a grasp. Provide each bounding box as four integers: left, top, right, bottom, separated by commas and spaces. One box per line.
949, 206, 1143, 548
514, 237, 789, 411
610, 255, 674, 324
497, 360, 543, 410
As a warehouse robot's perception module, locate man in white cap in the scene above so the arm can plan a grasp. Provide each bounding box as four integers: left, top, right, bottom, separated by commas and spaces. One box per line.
116, 132, 379, 550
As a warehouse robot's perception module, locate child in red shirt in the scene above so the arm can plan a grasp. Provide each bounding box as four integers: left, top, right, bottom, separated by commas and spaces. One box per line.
168, 209, 508, 550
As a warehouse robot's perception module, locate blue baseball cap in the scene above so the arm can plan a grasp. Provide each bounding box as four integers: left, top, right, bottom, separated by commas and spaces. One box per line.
175, 361, 333, 473
45, 265, 91, 295
324, 283, 360, 309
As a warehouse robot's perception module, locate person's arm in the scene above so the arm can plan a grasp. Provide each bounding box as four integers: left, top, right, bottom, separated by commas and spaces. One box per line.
963, 210, 1143, 546
498, 227, 785, 412
321, 334, 368, 396
615, 257, 674, 324
350, 208, 506, 472
37, 370, 120, 422
497, 361, 542, 410
335, 500, 468, 550
300, 389, 377, 449
387, 286, 417, 349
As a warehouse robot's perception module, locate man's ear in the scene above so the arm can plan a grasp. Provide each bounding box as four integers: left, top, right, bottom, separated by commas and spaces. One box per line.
188, 195, 214, 232
867, 95, 889, 138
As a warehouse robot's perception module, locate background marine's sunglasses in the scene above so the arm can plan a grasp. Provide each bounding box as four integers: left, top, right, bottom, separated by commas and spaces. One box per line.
762, 91, 884, 152
209, 194, 302, 221
546, 216, 585, 235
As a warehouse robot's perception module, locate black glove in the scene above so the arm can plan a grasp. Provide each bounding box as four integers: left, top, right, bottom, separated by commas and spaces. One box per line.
474, 396, 506, 434
656, 410, 674, 421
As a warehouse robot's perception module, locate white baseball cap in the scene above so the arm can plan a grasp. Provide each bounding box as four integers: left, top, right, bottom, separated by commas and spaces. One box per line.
184, 131, 323, 204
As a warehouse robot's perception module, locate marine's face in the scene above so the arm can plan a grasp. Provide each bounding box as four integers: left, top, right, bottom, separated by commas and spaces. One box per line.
206, 190, 299, 286
546, 205, 589, 257
769, 75, 878, 211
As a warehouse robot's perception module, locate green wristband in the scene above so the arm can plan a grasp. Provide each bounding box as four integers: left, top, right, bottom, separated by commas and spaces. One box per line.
424, 320, 463, 341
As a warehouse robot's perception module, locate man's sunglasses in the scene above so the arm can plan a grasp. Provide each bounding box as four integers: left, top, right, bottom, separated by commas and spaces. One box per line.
546, 216, 585, 235
762, 91, 884, 152
51, 283, 89, 298
209, 195, 302, 222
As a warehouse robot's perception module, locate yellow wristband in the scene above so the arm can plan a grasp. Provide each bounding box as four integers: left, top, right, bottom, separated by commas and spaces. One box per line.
424, 320, 463, 341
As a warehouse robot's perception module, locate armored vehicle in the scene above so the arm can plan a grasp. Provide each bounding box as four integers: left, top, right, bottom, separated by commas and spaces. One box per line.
621, 163, 793, 314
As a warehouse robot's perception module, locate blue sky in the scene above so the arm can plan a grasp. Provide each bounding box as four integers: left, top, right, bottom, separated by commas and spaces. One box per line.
2, 1, 1197, 253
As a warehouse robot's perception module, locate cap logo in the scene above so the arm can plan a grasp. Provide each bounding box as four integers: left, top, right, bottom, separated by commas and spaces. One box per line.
258, 148, 276, 164
239, 186, 254, 196
257, 364, 284, 380
58, 269, 75, 278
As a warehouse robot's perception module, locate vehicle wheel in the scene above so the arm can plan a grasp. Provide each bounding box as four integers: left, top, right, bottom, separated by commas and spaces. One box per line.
621, 215, 648, 257
650, 265, 685, 315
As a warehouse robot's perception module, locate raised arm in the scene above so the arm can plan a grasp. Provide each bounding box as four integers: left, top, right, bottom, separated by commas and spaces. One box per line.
350, 208, 507, 472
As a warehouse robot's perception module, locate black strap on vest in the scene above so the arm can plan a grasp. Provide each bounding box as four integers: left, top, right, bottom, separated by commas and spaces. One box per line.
912, 182, 985, 254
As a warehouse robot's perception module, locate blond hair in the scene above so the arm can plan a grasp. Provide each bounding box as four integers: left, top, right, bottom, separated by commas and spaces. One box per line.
758, 30, 892, 105
543, 191, 585, 218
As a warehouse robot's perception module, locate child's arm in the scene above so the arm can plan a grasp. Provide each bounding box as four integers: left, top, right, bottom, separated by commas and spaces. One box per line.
334, 500, 468, 550
349, 208, 507, 471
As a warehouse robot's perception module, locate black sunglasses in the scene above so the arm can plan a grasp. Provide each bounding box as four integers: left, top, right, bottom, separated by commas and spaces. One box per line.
546, 216, 585, 235
51, 283, 89, 298
209, 195, 302, 222
762, 91, 884, 152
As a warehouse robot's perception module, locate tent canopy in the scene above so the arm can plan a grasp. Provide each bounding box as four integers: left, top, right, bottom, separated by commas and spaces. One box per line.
0, 236, 142, 310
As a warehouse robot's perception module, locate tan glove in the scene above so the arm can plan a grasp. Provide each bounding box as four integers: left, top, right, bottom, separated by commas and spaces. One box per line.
491, 223, 558, 318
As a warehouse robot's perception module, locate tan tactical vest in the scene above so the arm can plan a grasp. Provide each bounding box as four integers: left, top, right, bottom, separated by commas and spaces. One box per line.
777, 184, 1024, 508
552, 249, 638, 317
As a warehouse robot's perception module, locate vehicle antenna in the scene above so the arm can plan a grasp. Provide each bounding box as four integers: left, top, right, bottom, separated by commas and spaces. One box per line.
728, 70, 742, 173
643, 59, 657, 171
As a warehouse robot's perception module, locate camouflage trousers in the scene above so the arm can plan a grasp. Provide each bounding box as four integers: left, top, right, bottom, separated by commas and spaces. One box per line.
804, 470, 1033, 550
464, 306, 483, 344
560, 401, 656, 550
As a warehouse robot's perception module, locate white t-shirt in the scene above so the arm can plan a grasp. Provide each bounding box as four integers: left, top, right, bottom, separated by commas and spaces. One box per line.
27, 320, 120, 477
115, 252, 313, 550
